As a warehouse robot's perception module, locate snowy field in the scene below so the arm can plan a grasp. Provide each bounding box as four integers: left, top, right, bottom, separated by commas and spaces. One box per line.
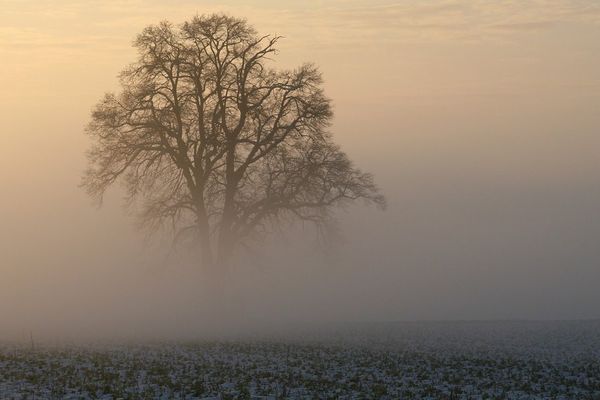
1, 320, 600, 399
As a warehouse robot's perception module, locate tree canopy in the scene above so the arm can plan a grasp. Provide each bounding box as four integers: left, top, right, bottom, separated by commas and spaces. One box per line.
83, 14, 384, 270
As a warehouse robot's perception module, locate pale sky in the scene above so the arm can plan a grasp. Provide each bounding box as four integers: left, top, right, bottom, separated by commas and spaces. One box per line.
1, 1, 600, 339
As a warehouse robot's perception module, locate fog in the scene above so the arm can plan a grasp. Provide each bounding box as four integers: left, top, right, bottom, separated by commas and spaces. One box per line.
1, 0, 600, 341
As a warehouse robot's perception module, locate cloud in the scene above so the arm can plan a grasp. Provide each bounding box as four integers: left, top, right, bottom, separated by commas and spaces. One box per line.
276, 0, 600, 44
1, 0, 600, 56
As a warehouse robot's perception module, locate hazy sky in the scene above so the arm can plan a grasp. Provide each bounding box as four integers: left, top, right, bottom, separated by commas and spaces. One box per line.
1, 0, 600, 339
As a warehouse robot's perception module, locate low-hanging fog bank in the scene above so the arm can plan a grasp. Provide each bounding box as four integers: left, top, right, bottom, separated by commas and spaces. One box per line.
2, 0, 600, 341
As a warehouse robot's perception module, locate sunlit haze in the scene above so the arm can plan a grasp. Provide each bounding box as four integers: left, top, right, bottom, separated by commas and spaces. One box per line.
2, 0, 600, 341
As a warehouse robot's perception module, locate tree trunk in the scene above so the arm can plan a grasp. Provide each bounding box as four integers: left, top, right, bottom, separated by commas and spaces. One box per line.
198, 227, 213, 268
216, 141, 238, 277
195, 197, 214, 269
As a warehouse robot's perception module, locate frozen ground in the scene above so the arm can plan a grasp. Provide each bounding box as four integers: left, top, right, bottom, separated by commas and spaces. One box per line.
1, 320, 599, 399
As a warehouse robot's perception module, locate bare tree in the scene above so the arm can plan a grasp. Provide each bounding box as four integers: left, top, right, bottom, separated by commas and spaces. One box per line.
83, 14, 384, 273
